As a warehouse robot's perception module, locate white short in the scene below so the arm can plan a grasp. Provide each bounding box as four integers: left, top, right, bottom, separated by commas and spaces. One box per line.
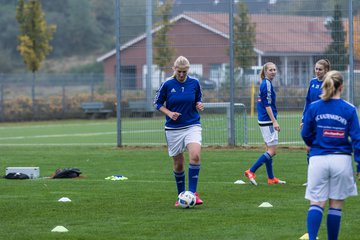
259, 125, 278, 146
305, 154, 358, 202
165, 125, 202, 157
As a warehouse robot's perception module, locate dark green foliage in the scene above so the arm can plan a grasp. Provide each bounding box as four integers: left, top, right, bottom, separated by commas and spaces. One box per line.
233, 2, 256, 71
153, 0, 176, 85
325, 3, 348, 71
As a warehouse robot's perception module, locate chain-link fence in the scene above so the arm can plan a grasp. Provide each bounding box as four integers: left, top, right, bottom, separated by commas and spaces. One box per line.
1, 0, 359, 146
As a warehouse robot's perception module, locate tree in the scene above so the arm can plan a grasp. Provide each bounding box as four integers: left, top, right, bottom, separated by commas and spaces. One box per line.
234, 2, 256, 70
153, 0, 175, 87
325, 3, 348, 71
233, 2, 256, 87
16, 0, 56, 115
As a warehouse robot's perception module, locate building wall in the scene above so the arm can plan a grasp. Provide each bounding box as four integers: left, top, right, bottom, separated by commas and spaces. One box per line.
103, 18, 229, 89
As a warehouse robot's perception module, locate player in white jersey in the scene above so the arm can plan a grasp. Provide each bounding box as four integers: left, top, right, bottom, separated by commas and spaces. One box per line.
243, 62, 285, 185
153, 56, 204, 207
301, 71, 360, 240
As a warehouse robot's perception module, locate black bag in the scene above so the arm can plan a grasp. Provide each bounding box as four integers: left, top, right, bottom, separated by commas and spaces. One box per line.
52, 168, 81, 178
5, 172, 30, 179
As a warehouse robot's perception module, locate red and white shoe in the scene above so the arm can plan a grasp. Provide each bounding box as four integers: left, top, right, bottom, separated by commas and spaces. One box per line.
194, 192, 203, 205
268, 177, 286, 184
244, 169, 257, 186
175, 200, 179, 207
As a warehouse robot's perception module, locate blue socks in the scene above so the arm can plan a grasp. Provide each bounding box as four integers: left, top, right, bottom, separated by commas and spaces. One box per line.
188, 164, 200, 193
264, 155, 274, 179
174, 164, 201, 195
173, 171, 185, 195
327, 208, 342, 240
307, 205, 342, 240
250, 152, 272, 178
307, 205, 323, 240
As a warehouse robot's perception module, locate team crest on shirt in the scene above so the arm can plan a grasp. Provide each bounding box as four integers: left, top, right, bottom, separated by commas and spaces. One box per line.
171, 88, 176, 93
323, 129, 345, 138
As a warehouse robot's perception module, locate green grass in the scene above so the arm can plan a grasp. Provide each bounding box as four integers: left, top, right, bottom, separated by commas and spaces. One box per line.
0, 113, 304, 146
1, 145, 360, 240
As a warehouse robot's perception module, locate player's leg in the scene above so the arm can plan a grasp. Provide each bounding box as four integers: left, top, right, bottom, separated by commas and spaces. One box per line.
264, 144, 276, 179
307, 201, 326, 240
166, 129, 186, 199
246, 125, 276, 179
327, 199, 343, 240
305, 155, 329, 240
185, 125, 203, 204
326, 154, 357, 240
173, 153, 185, 195
187, 142, 201, 193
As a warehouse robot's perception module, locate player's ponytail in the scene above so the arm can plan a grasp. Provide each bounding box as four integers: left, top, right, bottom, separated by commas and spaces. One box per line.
320, 70, 343, 101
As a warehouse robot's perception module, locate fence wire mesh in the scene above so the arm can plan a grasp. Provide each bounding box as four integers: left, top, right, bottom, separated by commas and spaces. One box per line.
1, 0, 359, 146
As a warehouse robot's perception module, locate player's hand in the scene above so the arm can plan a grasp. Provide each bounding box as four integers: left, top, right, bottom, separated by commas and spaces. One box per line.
168, 112, 181, 121
196, 102, 204, 111
300, 122, 304, 129
273, 121, 280, 132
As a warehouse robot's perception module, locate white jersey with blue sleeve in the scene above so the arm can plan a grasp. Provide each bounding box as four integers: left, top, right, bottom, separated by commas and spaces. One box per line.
257, 78, 277, 124
301, 98, 360, 167
153, 75, 202, 129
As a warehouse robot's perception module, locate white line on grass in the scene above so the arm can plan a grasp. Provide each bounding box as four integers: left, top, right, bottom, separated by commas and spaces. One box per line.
0, 129, 163, 141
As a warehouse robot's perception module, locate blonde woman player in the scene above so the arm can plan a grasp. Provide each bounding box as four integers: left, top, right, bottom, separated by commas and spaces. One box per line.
153, 56, 204, 207
301, 59, 331, 186
301, 71, 360, 240
244, 62, 285, 186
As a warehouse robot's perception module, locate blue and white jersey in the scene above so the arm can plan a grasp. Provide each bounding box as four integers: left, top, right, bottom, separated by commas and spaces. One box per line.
302, 77, 323, 122
257, 78, 277, 124
153, 75, 202, 129
301, 98, 360, 165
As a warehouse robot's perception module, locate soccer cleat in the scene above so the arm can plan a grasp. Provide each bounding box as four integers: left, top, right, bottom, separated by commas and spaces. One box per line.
268, 177, 286, 184
244, 169, 257, 186
175, 200, 179, 207
194, 192, 203, 205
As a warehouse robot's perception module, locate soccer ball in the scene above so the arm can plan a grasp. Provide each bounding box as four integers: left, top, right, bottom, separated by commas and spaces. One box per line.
177, 191, 196, 208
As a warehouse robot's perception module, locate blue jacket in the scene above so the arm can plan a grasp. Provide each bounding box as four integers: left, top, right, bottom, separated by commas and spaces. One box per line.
302, 77, 323, 122
301, 98, 360, 169
257, 78, 277, 124
153, 75, 202, 129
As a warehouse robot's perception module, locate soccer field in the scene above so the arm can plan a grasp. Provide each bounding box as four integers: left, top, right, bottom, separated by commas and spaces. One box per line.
0, 113, 304, 147
0, 120, 359, 239
0, 144, 359, 239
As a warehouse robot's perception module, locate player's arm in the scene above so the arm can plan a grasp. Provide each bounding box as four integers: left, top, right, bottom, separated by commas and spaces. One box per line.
301, 106, 315, 147
154, 82, 181, 121
159, 106, 181, 121
301, 84, 312, 127
265, 106, 279, 132
348, 108, 360, 180
195, 81, 204, 111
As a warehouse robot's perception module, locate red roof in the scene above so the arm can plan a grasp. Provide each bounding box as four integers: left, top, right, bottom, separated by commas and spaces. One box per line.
98, 12, 334, 62
185, 12, 332, 54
